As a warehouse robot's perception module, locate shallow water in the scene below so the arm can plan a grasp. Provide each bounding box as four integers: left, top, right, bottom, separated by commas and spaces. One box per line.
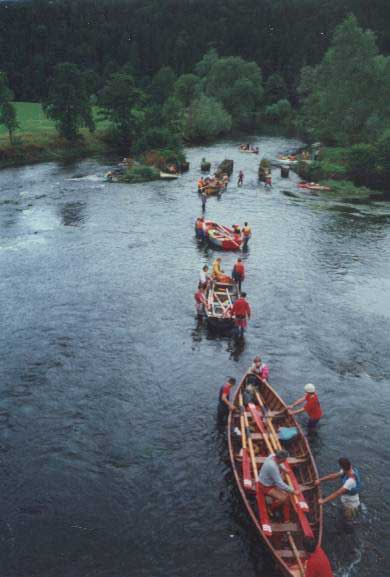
0, 137, 389, 577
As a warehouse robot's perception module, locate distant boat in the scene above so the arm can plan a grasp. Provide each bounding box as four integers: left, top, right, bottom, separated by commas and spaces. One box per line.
298, 182, 331, 191
160, 172, 180, 180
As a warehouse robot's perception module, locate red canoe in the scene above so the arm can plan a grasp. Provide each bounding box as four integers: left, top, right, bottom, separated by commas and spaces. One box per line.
204, 220, 242, 251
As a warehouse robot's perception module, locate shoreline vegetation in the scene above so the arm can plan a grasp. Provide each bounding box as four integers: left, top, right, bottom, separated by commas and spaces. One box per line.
0, 14, 389, 194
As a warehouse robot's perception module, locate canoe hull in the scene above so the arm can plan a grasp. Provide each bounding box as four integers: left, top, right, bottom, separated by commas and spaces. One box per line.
205, 280, 238, 332
228, 372, 323, 577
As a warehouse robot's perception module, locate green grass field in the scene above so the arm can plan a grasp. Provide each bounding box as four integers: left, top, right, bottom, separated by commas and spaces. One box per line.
0, 102, 108, 142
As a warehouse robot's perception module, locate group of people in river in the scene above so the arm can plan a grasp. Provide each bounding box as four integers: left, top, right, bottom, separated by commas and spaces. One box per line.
195, 255, 252, 338
217, 360, 361, 576
192, 155, 360, 576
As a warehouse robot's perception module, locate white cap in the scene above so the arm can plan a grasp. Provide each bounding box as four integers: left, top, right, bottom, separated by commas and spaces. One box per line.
304, 383, 316, 393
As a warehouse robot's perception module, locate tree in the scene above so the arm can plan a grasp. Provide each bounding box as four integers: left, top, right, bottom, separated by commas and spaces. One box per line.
173, 74, 202, 107
298, 15, 387, 145
205, 56, 263, 129
162, 96, 186, 139
185, 94, 231, 141
98, 72, 145, 144
194, 48, 219, 78
0, 72, 18, 144
43, 63, 95, 141
150, 66, 176, 104
264, 73, 288, 104
264, 99, 294, 130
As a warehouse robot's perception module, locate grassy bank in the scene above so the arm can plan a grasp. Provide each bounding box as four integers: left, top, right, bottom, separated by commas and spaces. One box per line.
0, 102, 109, 168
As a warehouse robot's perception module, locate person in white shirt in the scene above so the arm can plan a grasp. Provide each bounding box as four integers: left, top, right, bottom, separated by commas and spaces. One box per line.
316, 457, 361, 520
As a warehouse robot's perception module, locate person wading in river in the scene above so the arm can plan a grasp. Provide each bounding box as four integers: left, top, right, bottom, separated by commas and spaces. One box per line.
218, 377, 236, 422
231, 291, 251, 338
237, 170, 244, 186
316, 457, 361, 520
242, 222, 252, 249
231, 257, 245, 293
201, 190, 207, 211
289, 383, 323, 433
303, 537, 335, 577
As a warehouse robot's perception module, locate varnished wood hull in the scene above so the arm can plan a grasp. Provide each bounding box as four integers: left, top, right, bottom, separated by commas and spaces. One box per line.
228, 371, 323, 577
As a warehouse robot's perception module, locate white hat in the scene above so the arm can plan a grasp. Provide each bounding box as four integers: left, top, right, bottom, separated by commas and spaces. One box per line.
304, 383, 316, 393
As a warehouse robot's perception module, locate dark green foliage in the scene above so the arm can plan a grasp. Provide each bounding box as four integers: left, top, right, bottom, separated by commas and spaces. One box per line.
299, 15, 390, 145
150, 66, 176, 104
185, 94, 232, 141
173, 74, 202, 107
204, 56, 263, 130
120, 164, 160, 183
0, 72, 19, 144
264, 73, 288, 104
347, 143, 377, 183
132, 127, 182, 155
43, 63, 95, 141
264, 99, 294, 130
98, 72, 145, 145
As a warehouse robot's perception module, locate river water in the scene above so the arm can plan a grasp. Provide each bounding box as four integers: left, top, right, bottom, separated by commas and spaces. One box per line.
0, 137, 389, 577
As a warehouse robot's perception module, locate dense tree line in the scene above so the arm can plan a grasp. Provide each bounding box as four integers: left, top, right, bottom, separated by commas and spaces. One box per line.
0, 0, 390, 102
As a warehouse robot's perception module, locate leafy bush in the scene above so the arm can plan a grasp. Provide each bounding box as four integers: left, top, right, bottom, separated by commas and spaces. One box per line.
185, 94, 231, 141
346, 143, 376, 184
132, 127, 181, 155
120, 164, 160, 183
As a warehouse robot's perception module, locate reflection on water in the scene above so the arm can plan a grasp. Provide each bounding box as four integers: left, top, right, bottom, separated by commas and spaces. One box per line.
0, 137, 389, 577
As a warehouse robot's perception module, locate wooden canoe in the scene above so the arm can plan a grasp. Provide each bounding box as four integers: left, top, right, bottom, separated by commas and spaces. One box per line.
208, 229, 242, 251
205, 280, 238, 331
228, 371, 323, 577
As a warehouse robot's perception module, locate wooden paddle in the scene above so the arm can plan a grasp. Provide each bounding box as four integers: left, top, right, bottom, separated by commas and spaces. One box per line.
239, 392, 251, 489
287, 532, 305, 577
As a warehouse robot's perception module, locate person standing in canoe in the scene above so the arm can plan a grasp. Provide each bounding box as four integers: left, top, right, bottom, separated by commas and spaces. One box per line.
316, 457, 361, 520
194, 283, 208, 318
218, 377, 236, 422
231, 291, 251, 338
237, 170, 244, 186
242, 222, 252, 249
231, 257, 245, 293
303, 537, 335, 577
289, 383, 323, 432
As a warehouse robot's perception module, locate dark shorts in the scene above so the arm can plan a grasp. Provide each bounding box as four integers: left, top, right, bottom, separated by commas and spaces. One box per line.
308, 418, 320, 430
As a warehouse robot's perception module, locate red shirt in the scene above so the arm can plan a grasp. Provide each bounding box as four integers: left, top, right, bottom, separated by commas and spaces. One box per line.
304, 393, 322, 420
232, 298, 251, 318
233, 262, 245, 278
220, 382, 233, 400
194, 290, 205, 304
305, 547, 334, 577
